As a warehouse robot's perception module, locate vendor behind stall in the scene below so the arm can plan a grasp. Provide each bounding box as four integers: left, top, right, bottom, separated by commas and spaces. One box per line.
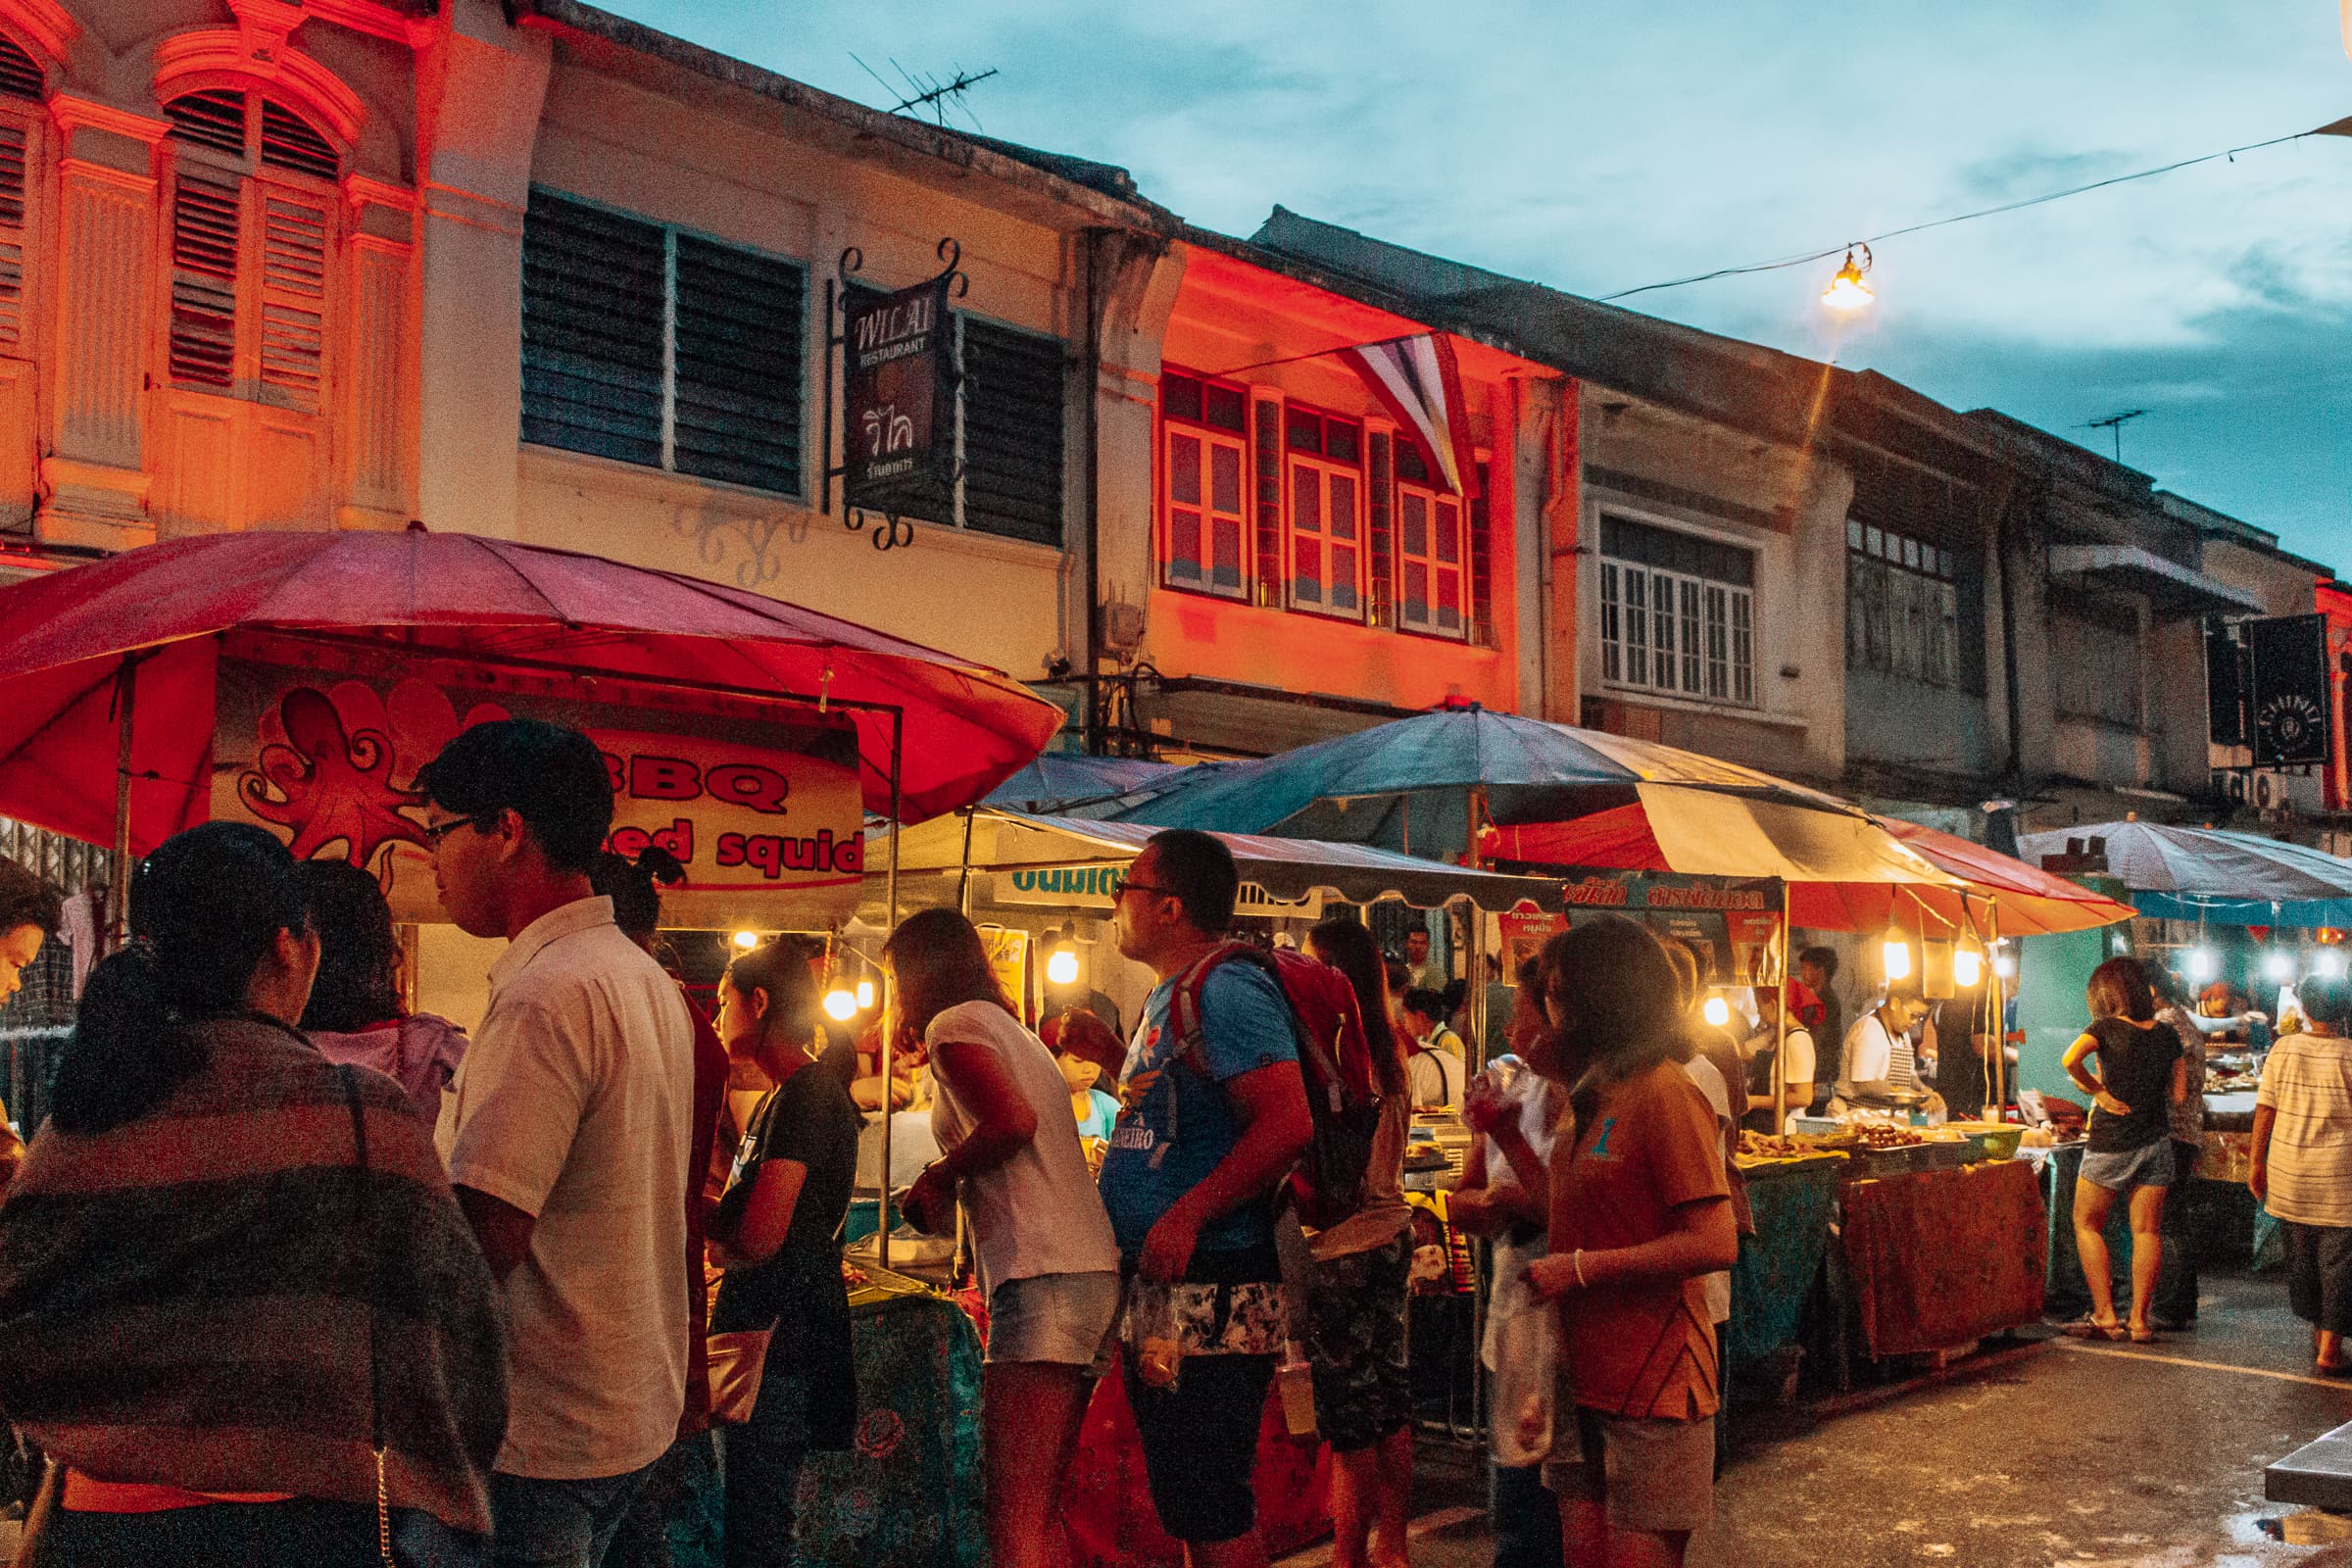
1400, 989, 1467, 1111
1833, 982, 1938, 1115
1929, 976, 1999, 1121
1742, 982, 1819, 1135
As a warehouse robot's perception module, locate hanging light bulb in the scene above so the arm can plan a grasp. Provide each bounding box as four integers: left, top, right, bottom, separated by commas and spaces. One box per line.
1822, 244, 1874, 311
1992, 952, 2018, 981
1047, 947, 1081, 987
1881, 932, 1913, 982
2186, 947, 2217, 982
2268, 949, 2297, 983
1702, 995, 1731, 1029
732, 929, 760, 950
2316, 950, 2347, 980
1953, 946, 1984, 989
856, 977, 876, 1010
822, 988, 858, 1022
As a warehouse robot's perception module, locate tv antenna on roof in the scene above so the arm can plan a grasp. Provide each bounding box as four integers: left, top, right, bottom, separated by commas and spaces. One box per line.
851, 54, 999, 131
2083, 409, 2149, 463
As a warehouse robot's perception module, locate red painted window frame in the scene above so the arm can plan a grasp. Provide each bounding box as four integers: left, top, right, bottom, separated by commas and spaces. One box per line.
1157, 366, 1252, 602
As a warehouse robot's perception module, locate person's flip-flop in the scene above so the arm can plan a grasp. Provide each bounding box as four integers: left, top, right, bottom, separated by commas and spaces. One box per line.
2063, 1317, 2127, 1342
2129, 1324, 2159, 1344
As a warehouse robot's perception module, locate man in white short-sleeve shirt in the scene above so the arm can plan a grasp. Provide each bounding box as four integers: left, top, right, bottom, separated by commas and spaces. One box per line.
420, 719, 695, 1568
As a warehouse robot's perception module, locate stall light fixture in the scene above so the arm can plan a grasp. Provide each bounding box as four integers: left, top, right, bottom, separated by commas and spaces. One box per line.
822, 988, 858, 1022
856, 977, 876, 1010
2267, 950, 2296, 983
1953, 945, 1984, 989
2186, 947, 2217, 981
1992, 953, 2018, 980
2318, 950, 2348, 980
1881, 934, 1913, 982
1822, 245, 1874, 311
1047, 947, 1081, 987
732, 929, 760, 951
1702, 995, 1731, 1029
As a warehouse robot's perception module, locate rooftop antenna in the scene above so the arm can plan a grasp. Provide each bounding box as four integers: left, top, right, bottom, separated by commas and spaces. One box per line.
851, 52, 998, 128
2083, 409, 2149, 463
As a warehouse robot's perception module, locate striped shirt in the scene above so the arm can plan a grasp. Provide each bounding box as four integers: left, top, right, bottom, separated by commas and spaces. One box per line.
2257, 1032, 2352, 1228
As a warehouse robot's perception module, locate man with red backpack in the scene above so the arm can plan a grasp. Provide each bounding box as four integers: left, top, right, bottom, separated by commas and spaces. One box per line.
1102, 830, 1316, 1568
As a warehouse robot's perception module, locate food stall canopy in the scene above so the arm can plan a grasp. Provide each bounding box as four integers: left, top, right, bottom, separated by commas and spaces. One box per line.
883, 808, 1566, 912
1102, 703, 1860, 847
0, 527, 1062, 854
2016, 819, 2352, 926
985, 754, 1189, 814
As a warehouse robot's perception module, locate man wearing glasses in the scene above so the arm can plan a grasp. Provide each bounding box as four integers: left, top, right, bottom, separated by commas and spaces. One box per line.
1099, 829, 1313, 1568
417, 718, 696, 1568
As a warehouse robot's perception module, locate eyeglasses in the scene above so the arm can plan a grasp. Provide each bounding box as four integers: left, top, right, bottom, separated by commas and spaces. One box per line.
418, 816, 486, 849
1115, 879, 1178, 903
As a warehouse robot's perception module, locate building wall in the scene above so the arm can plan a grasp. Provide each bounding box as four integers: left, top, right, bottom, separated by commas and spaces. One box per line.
1573, 390, 1851, 779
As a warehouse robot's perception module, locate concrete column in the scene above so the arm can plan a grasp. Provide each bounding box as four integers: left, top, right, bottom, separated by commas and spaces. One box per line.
1544, 381, 1583, 723
1093, 241, 1181, 676
413, 0, 549, 538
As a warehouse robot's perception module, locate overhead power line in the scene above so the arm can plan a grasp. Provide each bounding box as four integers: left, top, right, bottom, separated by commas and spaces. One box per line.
1598, 121, 2350, 304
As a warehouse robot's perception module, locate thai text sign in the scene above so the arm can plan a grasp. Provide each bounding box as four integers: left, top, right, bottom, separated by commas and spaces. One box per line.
212, 659, 863, 928
1558, 870, 1785, 987
843, 273, 955, 518
990, 865, 1323, 920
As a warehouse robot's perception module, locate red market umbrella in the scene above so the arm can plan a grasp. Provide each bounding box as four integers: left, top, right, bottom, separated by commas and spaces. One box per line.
1492, 807, 2132, 936
0, 527, 1062, 857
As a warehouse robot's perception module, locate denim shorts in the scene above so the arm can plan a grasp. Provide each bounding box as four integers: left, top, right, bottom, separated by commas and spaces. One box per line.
988, 1269, 1122, 1370
2080, 1139, 2176, 1193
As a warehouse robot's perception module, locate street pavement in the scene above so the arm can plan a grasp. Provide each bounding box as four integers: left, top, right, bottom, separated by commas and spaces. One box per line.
1286, 1271, 2352, 1568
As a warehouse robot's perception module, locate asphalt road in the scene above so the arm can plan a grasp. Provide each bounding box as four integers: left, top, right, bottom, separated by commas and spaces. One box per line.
1290, 1271, 2352, 1568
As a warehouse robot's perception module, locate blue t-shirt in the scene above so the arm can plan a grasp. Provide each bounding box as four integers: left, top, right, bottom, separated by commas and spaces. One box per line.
1075, 1088, 1121, 1143
1099, 962, 1299, 1255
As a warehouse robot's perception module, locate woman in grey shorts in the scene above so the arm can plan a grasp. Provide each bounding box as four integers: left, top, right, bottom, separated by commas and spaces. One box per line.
890, 910, 1123, 1568
2061, 957, 2189, 1344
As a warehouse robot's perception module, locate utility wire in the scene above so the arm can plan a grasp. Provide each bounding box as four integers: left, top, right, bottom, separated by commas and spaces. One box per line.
1598, 125, 2333, 303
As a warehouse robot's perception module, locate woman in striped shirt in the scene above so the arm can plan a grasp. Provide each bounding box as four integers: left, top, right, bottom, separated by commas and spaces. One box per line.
2251, 976, 2352, 1373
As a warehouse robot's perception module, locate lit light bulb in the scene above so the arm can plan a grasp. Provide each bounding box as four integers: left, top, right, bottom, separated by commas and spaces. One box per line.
1953, 947, 1984, 989
1882, 936, 1912, 981
2317, 951, 2347, 980
856, 978, 876, 1010
2186, 947, 2217, 982
2268, 950, 2297, 983
732, 930, 759, 950
822, 988, 858, 1022
1992, 953, 2018, 980
1822, 246, 1874, 311
1702, 995, 1731, 1029
1047, 948, 1081, 987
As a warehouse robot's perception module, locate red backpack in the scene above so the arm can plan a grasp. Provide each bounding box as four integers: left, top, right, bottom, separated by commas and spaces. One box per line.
1167, 941, 1386, 1229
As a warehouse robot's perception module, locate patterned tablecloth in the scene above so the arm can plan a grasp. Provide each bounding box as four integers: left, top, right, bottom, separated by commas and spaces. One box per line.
1725, 1155, 1840, 1366
1841, 1158, 2048, 1357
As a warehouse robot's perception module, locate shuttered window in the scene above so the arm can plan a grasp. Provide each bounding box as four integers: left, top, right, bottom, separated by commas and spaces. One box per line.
0, 36, 43, 102
1160, 368, 1250, 597
960, 316, 1063, 546
521, 188, 805, 496
163, 90, 337, 411
0, 119, 32, 353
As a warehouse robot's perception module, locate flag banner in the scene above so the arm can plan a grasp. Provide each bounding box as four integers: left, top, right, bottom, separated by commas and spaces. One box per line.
1343, 334, 1479, 497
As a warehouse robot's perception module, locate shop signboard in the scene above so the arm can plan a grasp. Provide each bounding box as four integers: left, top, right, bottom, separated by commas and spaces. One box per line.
2248, 612, 2333, 768
842, 272, 956, 521
1558, 870, 1785, 986
977, 925, 1031, 1021
989, 865, 1323, 920
212, 657, 864, 930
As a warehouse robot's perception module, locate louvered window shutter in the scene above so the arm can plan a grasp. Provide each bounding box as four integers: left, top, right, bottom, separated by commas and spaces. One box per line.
519, 189, 664, 467
1468, 459, 1493, 645
169, 170, 240, 389
672, 234, 804, 494
961, 316, 1064, 546
257, 183, 327, 410
0, 121, 28, 352
1250, 400, 1281, 604
1367, 430, 1394, 626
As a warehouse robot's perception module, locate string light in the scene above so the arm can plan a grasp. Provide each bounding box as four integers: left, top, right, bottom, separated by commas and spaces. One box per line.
1821, 245, 1873, 311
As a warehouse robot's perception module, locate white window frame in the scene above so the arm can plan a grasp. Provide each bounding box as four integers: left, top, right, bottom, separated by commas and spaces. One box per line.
1286, 445, 1366, 620
1159, 373, 1250, 601
1596, 511, 1758, 709
1394, 476, 1468, 640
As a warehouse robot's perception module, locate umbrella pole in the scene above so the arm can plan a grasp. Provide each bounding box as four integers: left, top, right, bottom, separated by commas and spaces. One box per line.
879, 709, 905, 1276
1775, 878, 1789, 1131
107, 655, 140, 951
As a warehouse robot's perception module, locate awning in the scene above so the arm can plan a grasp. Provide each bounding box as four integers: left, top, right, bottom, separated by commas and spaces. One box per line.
2046, 544, 2263, 618
881, 808, 1565, 912
2017, 819, 2352, 927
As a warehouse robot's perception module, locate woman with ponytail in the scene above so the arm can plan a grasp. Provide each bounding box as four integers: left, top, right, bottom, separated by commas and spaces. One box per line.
0, 822, 507, 1566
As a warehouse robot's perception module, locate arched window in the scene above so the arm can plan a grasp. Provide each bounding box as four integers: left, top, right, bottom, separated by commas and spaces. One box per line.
163, 88, 337, 411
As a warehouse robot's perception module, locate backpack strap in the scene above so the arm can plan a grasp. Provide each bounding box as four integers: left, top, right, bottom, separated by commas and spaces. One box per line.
1152, 941, 1296, 1167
